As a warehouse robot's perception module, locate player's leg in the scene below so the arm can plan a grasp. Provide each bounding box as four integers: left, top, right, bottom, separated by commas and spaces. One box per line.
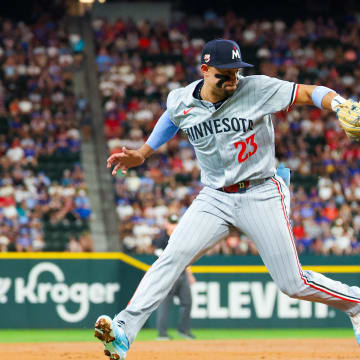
234, 176, 360, 315
176, 272, 193, 337
110, 193, 230, 345
156, 292, 173, 339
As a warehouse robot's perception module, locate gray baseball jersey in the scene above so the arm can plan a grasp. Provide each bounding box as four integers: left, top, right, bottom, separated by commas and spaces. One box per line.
167, 76, 297, 188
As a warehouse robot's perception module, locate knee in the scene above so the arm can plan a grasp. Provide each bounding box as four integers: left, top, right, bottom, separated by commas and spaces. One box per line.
277, 279, 306, 299
155, 249, 189, 276
163, 241, 194, 264
279, 287, 302, 299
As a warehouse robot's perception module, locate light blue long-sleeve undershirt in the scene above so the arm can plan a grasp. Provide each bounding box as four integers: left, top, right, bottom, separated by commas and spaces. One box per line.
146, 110, 179, 150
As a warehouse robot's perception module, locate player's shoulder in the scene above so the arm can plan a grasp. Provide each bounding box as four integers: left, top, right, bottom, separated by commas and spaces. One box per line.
239, 75, 289, 92
242, 74, 278, 84
167, 80, 201, 110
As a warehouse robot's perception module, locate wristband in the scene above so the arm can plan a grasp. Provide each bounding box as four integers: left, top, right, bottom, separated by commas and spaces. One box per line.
311, 86, 333, 109
330, 95, 347, 111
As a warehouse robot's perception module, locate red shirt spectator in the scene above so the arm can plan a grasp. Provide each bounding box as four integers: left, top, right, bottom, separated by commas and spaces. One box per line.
127, 98, 139, 112
105, 113, 121, 137
322, 203, 339, 222
139, 37, 150, 50
293, 224, 305, 240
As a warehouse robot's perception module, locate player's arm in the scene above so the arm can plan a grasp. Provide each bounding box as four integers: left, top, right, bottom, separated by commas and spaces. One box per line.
107, 110, 179, 175
293, 85, 360, 141
295, 85, 338, 110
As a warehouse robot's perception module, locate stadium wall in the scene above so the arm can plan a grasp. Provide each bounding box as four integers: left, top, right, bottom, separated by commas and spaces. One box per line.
0, 253, 359, 328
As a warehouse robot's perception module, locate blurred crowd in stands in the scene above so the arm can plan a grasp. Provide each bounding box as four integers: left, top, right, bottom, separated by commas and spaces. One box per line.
0, 15, 92, 252
93, 11, 360, 256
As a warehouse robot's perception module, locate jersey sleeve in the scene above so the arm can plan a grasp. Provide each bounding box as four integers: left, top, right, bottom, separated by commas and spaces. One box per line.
258, 76, 298, 114
145, 110, 179, 151
166, 88, 183, 127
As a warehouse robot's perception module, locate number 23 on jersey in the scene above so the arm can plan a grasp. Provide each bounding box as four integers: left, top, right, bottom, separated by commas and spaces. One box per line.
234, 134, 258, 163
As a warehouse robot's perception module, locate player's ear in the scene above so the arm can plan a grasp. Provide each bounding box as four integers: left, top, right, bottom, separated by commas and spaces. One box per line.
200, 64, 209, 77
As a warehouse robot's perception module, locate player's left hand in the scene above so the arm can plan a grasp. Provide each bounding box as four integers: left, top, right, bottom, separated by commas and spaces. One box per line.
334, 99, 360, 141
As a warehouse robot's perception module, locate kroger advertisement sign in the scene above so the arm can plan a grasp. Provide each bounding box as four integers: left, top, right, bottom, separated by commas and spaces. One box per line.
0, 258, 142, 328
6, 262, 119, 322
0, 257, 357, 328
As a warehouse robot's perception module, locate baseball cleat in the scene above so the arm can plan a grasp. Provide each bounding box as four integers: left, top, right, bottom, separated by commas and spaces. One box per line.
95, 315, 129, 359
157, 334, 173, 341
178, 331, 196, 339
350, 312, 360, 345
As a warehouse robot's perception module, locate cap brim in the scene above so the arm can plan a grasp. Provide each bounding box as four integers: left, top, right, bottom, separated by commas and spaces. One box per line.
215, 61, 254, 69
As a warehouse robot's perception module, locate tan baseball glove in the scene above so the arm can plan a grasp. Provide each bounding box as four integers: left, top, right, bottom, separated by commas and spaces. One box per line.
334, 99, 360, 141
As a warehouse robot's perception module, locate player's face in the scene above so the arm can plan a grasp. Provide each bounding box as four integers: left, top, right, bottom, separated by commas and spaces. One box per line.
206, 66, 240, 96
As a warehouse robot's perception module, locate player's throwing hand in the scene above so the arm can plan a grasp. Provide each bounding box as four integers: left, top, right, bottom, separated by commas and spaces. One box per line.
107, 146, 145, 175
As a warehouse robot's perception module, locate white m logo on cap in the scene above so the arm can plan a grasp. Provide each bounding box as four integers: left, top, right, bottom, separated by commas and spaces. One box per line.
232, 49, 240, 59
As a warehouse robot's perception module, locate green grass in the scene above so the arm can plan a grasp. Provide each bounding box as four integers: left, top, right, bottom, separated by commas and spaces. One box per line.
0, 328, 354, 343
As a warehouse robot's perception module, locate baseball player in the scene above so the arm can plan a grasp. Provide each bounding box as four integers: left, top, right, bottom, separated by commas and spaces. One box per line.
95, 39, 360, 359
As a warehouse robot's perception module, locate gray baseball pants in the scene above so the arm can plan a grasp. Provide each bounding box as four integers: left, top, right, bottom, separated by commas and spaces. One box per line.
115, 176, 360, 343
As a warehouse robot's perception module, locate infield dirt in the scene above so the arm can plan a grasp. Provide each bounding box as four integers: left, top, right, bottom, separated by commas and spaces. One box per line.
0, 339, 358, 360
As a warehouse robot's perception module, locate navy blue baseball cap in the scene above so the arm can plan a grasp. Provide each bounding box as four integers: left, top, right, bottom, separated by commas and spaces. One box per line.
201, 39, 253, 69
